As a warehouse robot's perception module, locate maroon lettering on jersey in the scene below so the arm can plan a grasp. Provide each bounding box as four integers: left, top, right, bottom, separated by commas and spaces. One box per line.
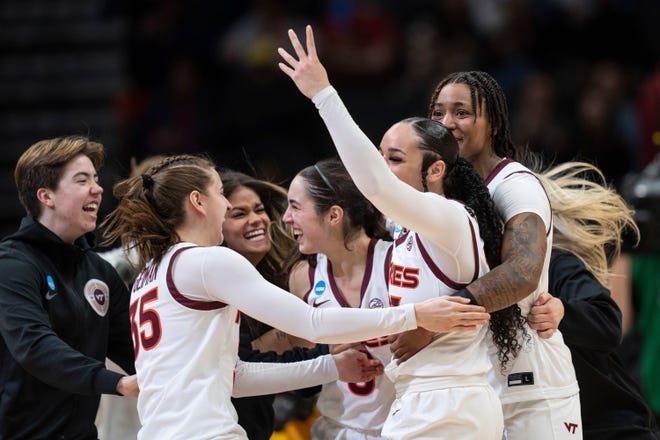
129, 287, 163, 359
132, 262, 157, 292
389, 264, 419, 289
389, 294, 402, 307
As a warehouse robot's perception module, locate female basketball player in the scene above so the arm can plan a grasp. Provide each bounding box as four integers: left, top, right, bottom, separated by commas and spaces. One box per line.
100, 154, 489, 439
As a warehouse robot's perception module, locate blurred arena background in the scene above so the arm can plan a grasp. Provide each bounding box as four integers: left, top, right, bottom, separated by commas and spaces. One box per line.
2, 2, 660, 438
1, 0, 659, 239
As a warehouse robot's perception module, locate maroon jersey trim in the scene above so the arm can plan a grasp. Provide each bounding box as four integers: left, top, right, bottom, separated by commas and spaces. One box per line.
166, 246, 228, 310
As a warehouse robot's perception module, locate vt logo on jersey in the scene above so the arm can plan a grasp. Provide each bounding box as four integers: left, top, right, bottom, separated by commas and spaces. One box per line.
84, 279, 109, 316
389, 264, 419, 288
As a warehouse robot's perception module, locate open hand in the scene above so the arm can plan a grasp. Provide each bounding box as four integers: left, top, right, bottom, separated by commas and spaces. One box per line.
414, 296, 489, 333
333, 348, 384, 383
278, 25, 331, 99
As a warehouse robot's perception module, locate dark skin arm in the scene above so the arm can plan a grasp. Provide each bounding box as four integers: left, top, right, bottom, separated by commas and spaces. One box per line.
467, 212, 546, 312
388, 329, 434, 364
391, 212, 546, 363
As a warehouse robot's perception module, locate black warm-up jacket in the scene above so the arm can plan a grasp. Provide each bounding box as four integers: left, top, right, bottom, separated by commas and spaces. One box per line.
551, 250, 659, 440
0, 216, 135, 440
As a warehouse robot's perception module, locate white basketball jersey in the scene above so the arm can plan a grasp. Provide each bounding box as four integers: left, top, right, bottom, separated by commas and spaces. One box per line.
485, 159, 579, 404
131, 243, 245, 439
384, 210, 493, 391
304, 239, 395, 433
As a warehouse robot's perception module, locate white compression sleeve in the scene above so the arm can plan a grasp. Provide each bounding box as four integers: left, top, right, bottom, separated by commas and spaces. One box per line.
171, 246, 417, 344
232, 355, 337, 398
312, 86, 476, 273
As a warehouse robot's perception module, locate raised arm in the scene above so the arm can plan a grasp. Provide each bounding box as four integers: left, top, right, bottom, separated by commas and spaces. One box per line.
278, 26, 474, 269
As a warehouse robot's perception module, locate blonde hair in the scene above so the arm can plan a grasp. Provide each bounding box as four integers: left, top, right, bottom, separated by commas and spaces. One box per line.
129, 155, 166, 177
537, 162, 639, 286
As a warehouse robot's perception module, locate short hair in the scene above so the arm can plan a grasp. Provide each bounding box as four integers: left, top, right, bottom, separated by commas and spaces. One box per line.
14, 136, 105, 218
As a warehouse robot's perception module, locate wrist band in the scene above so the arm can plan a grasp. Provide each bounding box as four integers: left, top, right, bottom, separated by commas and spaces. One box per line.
450, 287, 478, 305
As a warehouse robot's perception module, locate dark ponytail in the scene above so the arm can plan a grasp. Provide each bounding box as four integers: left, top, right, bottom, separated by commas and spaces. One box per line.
443, 157, 501, 267
405, 117, 527, 371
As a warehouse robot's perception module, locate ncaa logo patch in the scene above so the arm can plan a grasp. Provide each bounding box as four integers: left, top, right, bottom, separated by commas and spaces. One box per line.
84, 279, 109, 316
391, 222, 403, 239
45, 274, 58, 300
314, 280, 326, 296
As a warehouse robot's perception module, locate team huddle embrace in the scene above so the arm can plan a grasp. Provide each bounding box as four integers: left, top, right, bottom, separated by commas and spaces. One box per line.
0, 24, 657, 440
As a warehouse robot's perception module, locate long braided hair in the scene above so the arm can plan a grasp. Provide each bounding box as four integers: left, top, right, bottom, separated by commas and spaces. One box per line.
405, 117, 525, 371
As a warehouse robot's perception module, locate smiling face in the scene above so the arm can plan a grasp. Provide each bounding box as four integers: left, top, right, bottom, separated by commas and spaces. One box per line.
283, 175, 330, 255
222, 186, 271, 266
430, 82, 493, 165
379, 122, 426, 191
39, 154, 103, 243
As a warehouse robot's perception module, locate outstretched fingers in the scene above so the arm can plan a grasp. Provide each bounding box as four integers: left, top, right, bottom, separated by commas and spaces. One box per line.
277, 28, 306, 75
278, 46, 298, 69
287, 28, 308, 62
305, 25, 318, 60
277, 25, 331, 99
